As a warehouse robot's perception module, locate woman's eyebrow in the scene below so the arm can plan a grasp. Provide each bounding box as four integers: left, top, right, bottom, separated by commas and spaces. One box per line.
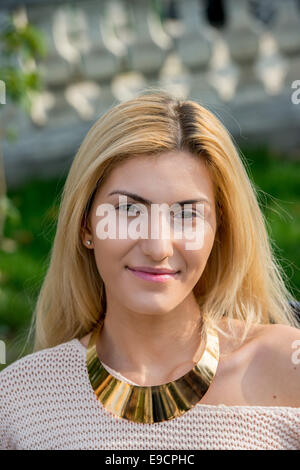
107, 190, 211, 206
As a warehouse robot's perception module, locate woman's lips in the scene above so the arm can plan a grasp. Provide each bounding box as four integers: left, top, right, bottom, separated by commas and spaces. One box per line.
126, 267, 179, 283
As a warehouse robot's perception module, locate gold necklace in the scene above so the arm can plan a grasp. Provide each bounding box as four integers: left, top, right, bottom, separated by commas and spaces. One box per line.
86, 319, 219, 424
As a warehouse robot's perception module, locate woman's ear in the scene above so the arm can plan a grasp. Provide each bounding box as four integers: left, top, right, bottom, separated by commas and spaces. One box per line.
80, 218, 94, 249
81, 230, 94, 249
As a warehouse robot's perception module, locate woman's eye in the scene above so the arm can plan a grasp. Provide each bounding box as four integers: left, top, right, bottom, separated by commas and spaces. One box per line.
116, 204, 143, 215
174, 211, 198, 219
116, 206, 203, 218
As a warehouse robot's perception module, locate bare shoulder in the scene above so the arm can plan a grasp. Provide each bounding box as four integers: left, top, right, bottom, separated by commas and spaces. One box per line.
217, 318, 300, 367
258, 322, 300, 345
210, 319, 300, 407
246, 323, 300, 406
216, 318, 266, 354
254, 323, 300, 365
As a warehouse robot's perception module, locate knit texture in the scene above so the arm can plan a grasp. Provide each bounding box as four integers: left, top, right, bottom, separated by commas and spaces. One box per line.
1, 338, 300, 450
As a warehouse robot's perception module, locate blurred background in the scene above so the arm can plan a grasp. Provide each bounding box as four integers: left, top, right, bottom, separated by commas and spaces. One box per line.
0, 0, 299, 369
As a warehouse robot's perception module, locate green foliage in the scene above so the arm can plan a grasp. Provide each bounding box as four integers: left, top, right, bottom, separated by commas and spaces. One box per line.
0, 15, 47, 261
0, 176, 65, 365
0, 17, 47, 110
1, 22, 46, 59
0, 195, 21, 225
1, 67, 42, 110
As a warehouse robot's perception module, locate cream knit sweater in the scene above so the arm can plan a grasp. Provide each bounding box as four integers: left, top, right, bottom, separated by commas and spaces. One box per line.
0, 338, 300, 450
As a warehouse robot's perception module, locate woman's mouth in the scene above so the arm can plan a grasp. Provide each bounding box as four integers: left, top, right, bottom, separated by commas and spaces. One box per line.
125, 267, 180, 283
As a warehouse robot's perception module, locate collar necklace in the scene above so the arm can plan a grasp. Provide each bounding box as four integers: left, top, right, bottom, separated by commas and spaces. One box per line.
86, 319, 219, 424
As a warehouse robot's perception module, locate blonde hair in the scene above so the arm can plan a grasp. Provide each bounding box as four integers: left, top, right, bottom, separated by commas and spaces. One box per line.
28, 91, 299, 352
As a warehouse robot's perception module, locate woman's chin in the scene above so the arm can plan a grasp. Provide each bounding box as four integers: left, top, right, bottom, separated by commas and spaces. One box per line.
123, 299, 177, 316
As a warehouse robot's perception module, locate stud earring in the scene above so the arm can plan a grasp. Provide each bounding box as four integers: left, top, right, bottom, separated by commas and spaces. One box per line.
87, 240, 92, 246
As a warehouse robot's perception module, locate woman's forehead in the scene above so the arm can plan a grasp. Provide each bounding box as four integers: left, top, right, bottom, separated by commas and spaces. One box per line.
97, 151, 214, 195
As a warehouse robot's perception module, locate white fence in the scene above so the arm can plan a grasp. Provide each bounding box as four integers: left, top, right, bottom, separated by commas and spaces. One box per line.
1, 0, 300, 187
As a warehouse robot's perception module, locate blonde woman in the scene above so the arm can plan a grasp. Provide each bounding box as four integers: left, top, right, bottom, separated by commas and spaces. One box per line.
1, 92, 300, 450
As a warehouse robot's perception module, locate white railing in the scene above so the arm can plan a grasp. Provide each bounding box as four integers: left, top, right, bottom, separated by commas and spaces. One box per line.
1, 0, 300, 187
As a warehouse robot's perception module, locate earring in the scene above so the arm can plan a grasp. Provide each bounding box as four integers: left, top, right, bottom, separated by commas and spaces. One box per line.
87, 240, 92, 246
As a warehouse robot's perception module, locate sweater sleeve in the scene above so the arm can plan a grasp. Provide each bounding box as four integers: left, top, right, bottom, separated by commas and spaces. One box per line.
0, 349, 53, 450
0, 362, 20, 449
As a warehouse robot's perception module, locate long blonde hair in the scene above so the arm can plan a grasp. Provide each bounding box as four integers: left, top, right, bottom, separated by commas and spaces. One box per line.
29, 91, 299, 352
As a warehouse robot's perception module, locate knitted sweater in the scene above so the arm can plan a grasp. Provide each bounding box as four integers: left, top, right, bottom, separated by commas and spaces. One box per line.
0, 338, 300, 450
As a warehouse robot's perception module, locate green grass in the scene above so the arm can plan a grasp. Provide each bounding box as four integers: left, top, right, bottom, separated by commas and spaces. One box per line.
0, 146, 299, 369
0, 175, 66, 367
242, 147, 300, 296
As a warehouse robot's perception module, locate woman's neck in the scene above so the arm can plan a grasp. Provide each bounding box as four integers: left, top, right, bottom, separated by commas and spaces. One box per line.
95, 295, 206, 385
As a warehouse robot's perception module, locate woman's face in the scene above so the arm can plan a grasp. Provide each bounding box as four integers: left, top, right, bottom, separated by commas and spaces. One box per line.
82, 150, 217, 315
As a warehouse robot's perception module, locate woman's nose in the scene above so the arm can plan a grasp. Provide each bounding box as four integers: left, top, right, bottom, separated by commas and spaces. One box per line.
139, 211, 175, 260
140, 235, 174, 261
